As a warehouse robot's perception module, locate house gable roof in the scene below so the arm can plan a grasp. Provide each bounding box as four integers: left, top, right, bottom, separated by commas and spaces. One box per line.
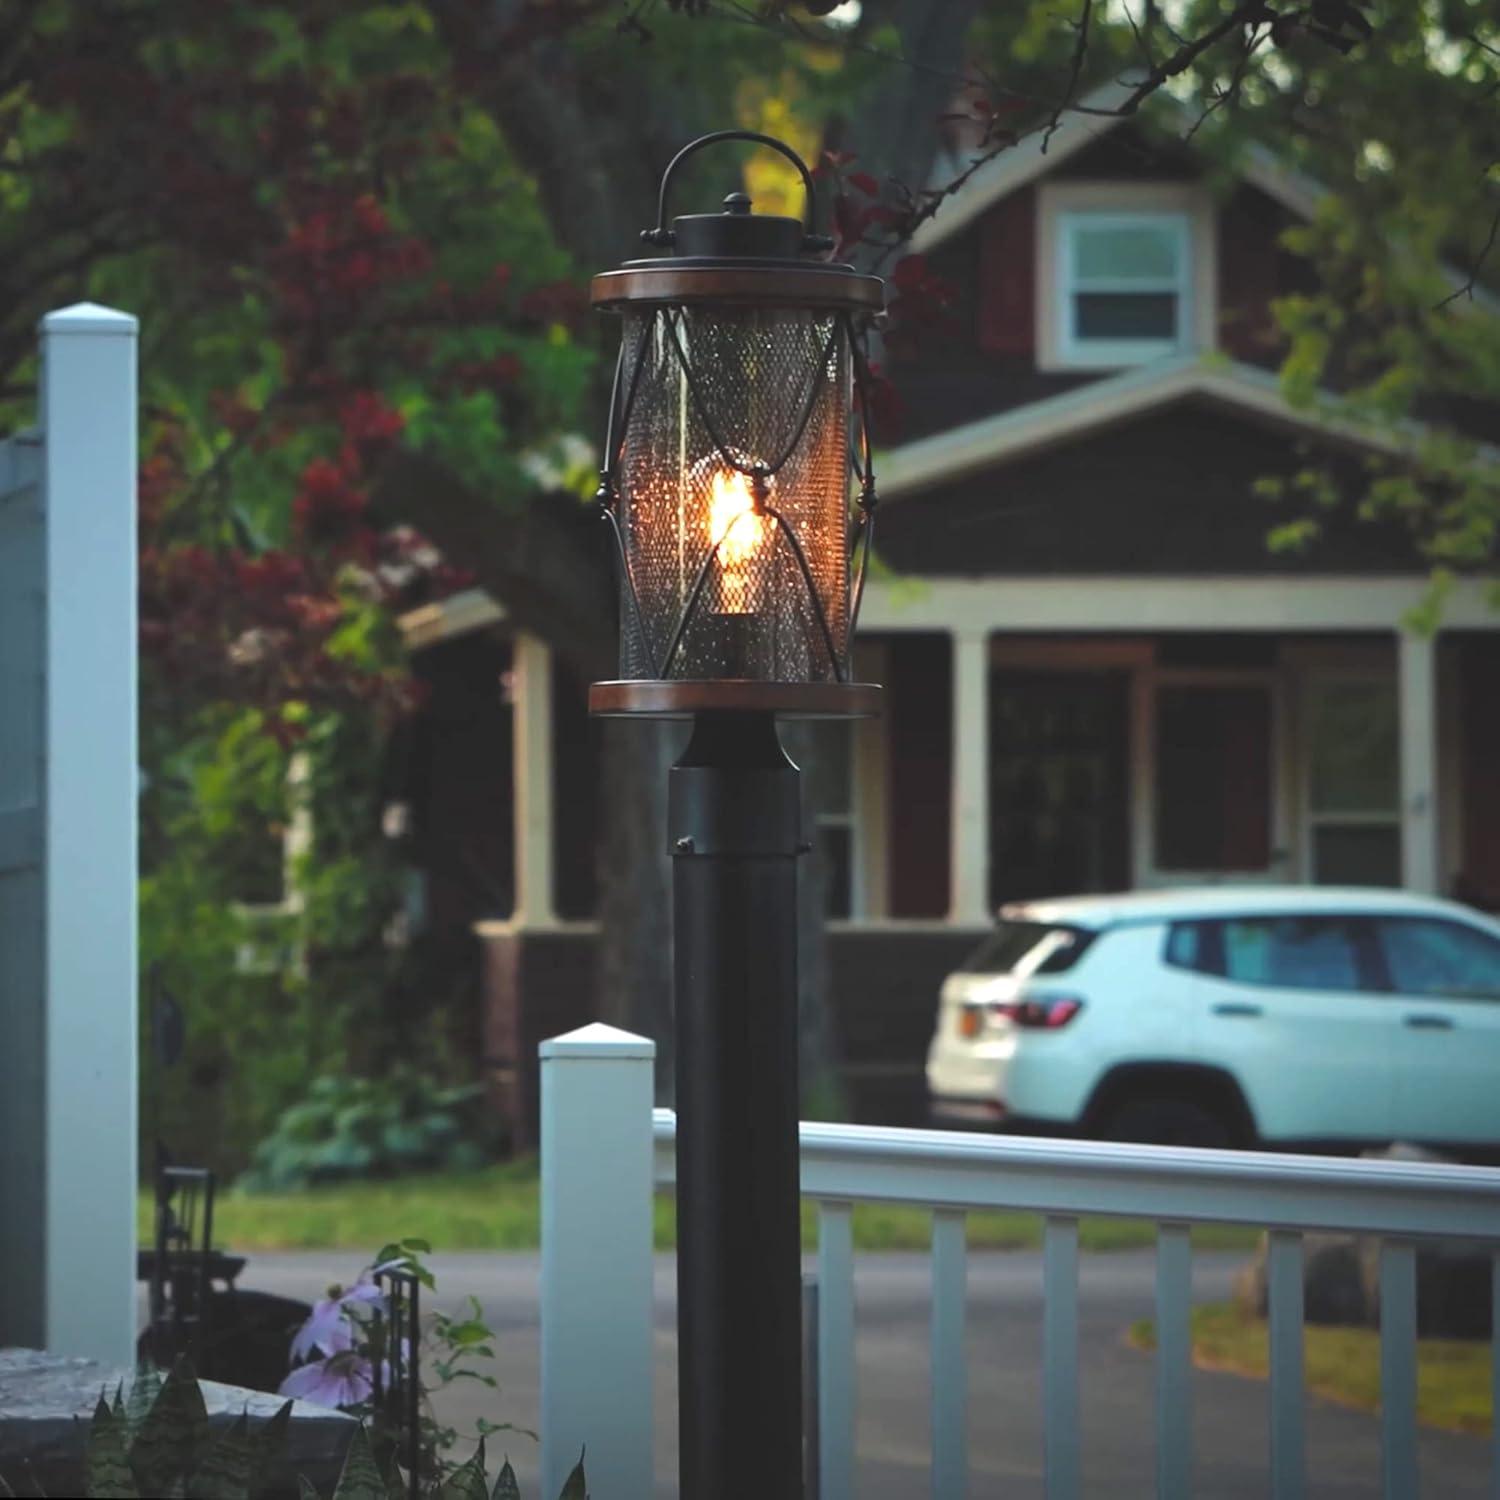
909, 79, 1497, 314
910, 79, 1322, 256
876, 355, 1489, 503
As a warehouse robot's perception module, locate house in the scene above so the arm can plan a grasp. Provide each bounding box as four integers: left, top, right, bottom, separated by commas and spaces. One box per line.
394, 90, 1500, 1141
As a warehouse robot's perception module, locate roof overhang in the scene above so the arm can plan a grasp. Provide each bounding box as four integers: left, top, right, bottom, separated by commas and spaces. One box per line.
397, 586, 506, 649
876, 355, 1488, 502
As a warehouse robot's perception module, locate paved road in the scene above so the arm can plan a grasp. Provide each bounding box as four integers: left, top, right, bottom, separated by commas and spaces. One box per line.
211, 1250, 1489, 1498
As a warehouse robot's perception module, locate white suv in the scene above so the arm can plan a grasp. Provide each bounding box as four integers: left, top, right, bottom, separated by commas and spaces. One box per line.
925, 886, 1500, 1154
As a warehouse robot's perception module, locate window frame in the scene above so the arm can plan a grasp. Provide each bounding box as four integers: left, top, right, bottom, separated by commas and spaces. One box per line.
1298, 669, 1402, 887
1036, 181, 1216, 372
1056, 209, 1192, 367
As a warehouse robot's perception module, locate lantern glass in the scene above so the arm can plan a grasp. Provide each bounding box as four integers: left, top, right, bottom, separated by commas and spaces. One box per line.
615, 304, 851, 683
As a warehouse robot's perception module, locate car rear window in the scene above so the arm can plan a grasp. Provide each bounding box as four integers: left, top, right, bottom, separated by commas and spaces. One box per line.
959, 920, 1096, 976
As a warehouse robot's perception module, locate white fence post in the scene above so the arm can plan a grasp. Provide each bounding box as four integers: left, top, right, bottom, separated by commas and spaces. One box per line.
540, 1024, 656, 1498
42, 303, 139, 1366
0, 304, 138, 1364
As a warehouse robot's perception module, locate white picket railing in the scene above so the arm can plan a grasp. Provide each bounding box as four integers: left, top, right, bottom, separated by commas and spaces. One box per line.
539, 1026, 1500, 1499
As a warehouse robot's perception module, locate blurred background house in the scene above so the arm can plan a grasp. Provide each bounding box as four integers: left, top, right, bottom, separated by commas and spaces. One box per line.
385, 90, 1500, 1142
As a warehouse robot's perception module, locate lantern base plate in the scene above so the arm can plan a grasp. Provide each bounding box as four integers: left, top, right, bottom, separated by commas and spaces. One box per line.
589, 679, 881, 720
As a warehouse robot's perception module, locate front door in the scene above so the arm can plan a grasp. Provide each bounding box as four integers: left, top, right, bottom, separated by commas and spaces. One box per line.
988, 670, 1130, 906
1141, 672, 1285, 886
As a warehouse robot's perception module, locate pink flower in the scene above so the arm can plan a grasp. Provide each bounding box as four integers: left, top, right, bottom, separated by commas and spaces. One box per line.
280, 1350, 374, 1409
290, 1295, 356, 1361
288, 1261, 406, 1360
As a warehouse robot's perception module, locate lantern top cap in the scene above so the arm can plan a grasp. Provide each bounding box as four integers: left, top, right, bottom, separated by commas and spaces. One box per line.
591, 129, 884, 313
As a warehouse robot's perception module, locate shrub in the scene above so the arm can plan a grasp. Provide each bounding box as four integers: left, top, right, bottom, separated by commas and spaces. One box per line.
239, 1071, 496, 1193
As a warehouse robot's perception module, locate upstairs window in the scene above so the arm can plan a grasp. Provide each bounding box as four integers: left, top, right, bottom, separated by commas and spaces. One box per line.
1056, 211, 1192, 367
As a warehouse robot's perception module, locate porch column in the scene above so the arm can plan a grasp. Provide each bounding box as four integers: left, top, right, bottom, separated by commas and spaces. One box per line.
950, 629, 991, 924
852, 640, 889, 919
513, 631, 557, 926
1398, 630, 1440, 894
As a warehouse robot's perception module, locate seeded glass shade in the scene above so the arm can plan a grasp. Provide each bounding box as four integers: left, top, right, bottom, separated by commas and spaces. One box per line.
613, 305, 851, 683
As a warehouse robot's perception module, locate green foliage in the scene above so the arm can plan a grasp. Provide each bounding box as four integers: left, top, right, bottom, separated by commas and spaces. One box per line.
141, 692, 489, 1178
0, 3, 598, 1181
1172, 1, 1500, 592
289, 1243, 533, 1482
64, 1360, 291, 1500
239, 1072, 496, 1192
5, 1358, 583, 1500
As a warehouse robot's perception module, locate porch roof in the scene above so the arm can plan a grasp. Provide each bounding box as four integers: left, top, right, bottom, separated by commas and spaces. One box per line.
876, 356, 1475, 504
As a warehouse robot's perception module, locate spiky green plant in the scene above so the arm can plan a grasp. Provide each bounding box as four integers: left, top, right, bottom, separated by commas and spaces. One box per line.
0, 1361, 587, 1500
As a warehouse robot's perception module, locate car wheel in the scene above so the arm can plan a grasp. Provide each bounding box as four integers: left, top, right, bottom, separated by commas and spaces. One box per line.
1102, 1096, 1232, 1149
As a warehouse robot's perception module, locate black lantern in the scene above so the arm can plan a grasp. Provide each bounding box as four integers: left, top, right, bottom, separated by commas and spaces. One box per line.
586, 133, 885, 1500
589, 129, 883, 719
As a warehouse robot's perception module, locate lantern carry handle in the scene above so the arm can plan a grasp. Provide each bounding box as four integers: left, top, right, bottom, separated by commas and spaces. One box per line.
642, 130, 833, 253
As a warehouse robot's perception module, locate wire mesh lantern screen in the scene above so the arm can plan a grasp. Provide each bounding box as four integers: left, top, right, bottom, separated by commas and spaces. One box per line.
590, 131, 884, 718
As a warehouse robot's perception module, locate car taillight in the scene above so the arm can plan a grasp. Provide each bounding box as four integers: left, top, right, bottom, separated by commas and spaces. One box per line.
987, 995, 1084, 1029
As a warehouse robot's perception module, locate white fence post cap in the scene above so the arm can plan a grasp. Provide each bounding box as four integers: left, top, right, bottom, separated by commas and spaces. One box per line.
540, 1023, 656, 1060
40, 303, 138, 336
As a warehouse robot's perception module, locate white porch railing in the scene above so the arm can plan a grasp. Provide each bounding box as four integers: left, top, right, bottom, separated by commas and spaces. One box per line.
539, 1026, 1500, 1499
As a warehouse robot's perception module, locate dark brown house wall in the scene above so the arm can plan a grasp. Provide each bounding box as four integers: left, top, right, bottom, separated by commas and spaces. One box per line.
876, 402, 1427, 578
551, 654, 600, 919
894, 198, 1091, 442
479, 922, 978, 1141
481, 927, 599, 1152
1218, 186, 1316, 366
405, 631, 514, 931
1052, 127, 1199, 183
977, 187, 1035, 357
886, 633, 953, 917
827, 925, 982, 1122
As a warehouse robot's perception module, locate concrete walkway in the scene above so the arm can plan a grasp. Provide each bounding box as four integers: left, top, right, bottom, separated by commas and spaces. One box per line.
223, 1249, 1489, 1498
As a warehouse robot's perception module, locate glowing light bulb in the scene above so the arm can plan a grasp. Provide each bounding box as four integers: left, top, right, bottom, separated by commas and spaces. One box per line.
706, 467, 770, 615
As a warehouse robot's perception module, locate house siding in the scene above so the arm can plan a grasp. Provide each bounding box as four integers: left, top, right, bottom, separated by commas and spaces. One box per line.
895, 129, 1314, 439
551, 652, 601, 920
886, 633, 953, 917
875, 402, 1426, 577
404, 630, 515, 931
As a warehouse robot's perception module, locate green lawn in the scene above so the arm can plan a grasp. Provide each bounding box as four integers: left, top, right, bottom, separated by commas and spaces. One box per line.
1130, 1302, 1493, 1436
141, 1160, 1260, 1255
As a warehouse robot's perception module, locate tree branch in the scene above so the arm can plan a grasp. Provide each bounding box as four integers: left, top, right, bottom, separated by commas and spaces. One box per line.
1043, 0, 1095, 152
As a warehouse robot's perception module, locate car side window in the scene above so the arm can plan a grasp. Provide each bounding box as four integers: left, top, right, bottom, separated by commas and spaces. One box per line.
1377, 918, 1500, 1001
1218, 916, 1367, 992
1164, 921, 1213, 973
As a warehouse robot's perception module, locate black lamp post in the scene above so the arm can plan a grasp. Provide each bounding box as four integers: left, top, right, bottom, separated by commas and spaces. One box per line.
588, 130, 884, 1499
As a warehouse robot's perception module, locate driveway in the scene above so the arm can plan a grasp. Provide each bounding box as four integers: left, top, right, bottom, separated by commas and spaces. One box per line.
210, 1249, 1489, 1498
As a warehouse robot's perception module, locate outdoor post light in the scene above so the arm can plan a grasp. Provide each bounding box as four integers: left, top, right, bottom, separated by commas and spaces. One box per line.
588, 131, 884, 1496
